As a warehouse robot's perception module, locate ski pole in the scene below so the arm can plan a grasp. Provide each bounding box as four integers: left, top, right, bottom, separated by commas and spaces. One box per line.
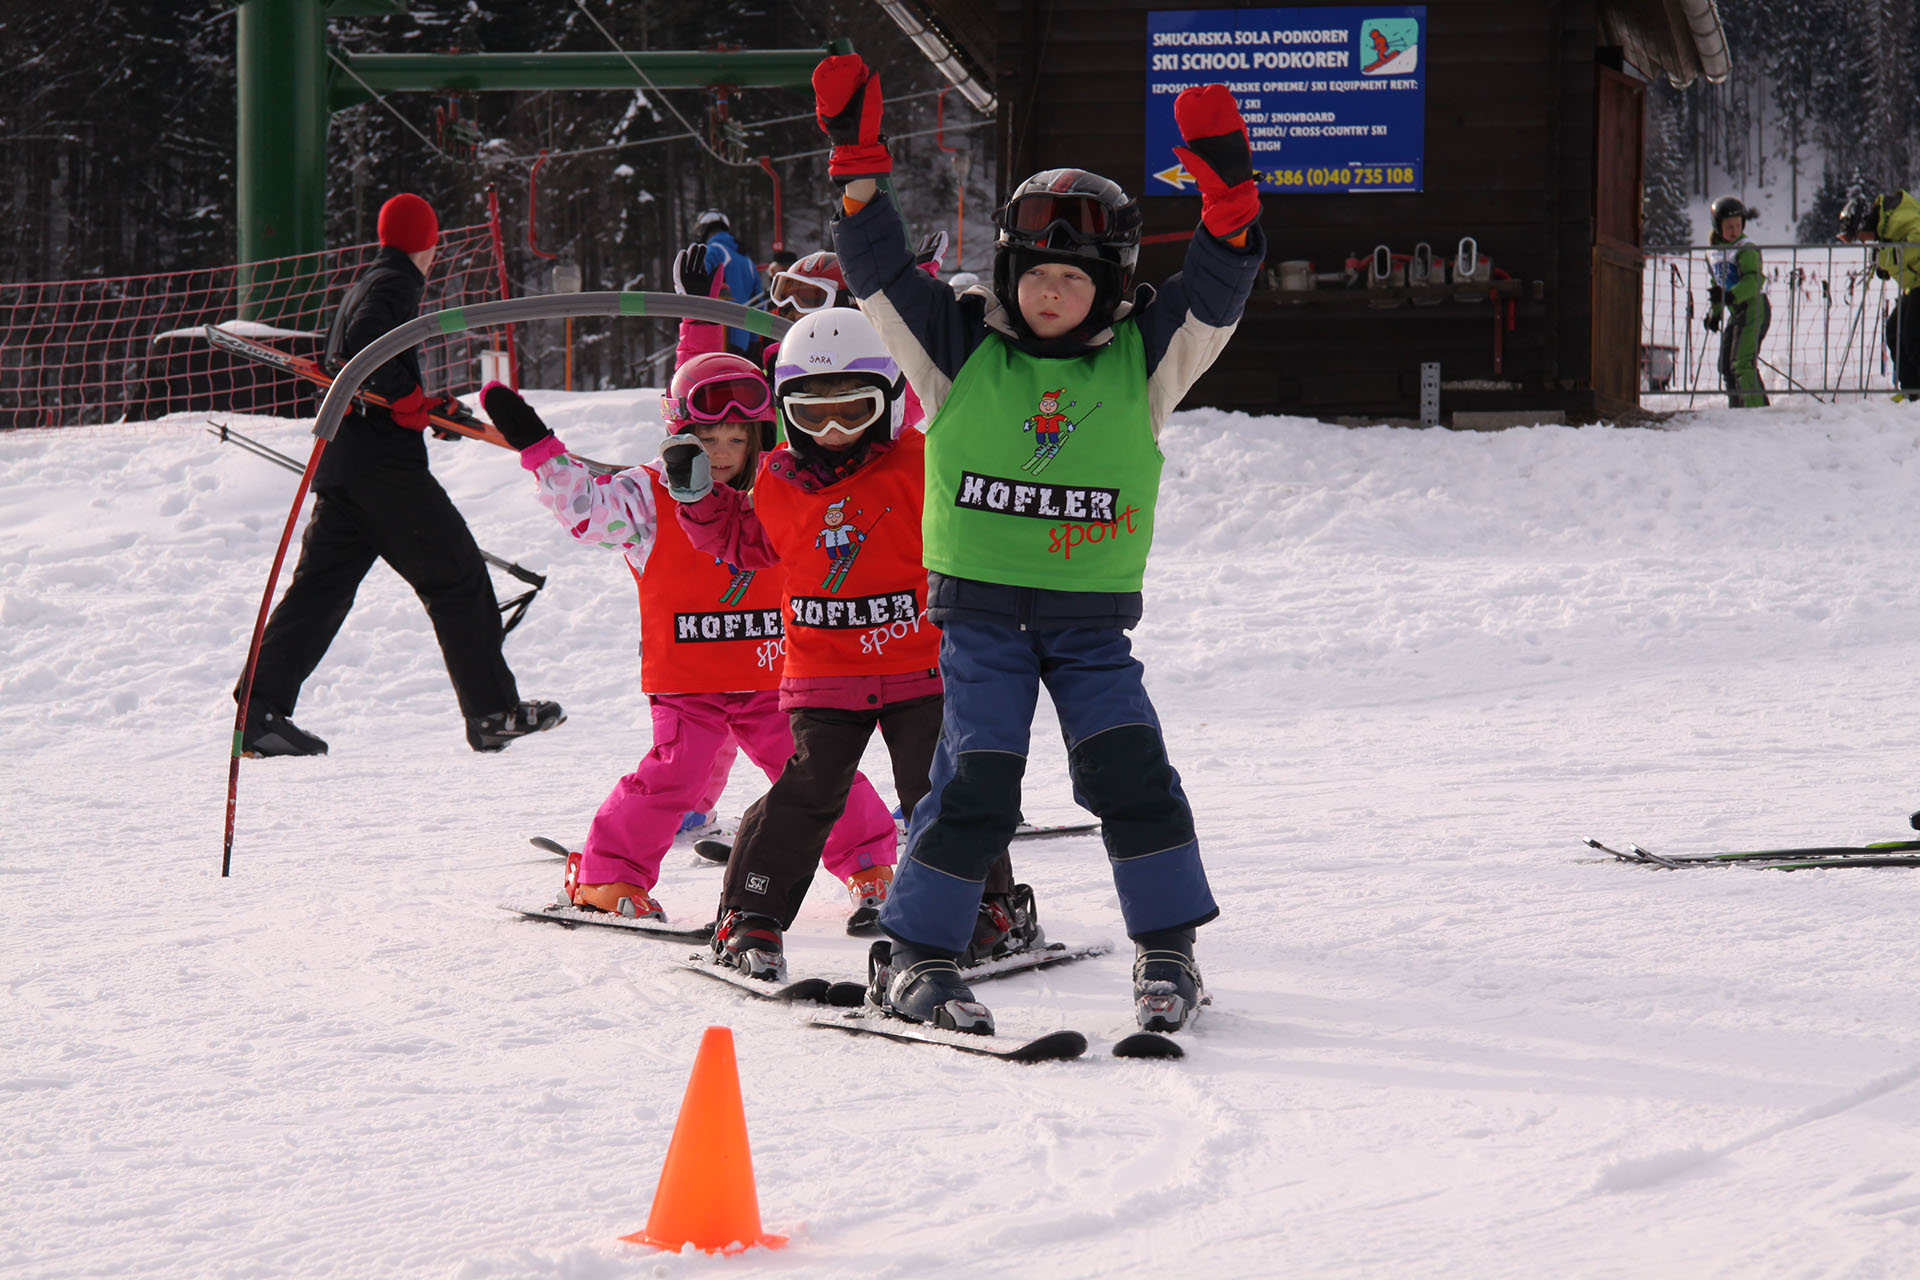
1756, 356, 1827, 403
204, 421, 549, 607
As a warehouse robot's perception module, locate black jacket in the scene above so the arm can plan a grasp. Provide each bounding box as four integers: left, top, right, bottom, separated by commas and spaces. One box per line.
315, 247, 430, 489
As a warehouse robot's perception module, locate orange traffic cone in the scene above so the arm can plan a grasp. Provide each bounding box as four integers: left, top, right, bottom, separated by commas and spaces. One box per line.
623, 1026, 787, 1254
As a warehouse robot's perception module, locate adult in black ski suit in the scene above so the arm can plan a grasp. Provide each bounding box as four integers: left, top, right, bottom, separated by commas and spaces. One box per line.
236, 193, 562, 756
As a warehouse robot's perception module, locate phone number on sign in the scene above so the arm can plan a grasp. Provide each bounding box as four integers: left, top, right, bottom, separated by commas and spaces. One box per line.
1260, 166, 1416, 188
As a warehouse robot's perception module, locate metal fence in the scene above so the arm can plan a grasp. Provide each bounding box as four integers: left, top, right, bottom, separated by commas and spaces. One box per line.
1640, 241, 1917, 409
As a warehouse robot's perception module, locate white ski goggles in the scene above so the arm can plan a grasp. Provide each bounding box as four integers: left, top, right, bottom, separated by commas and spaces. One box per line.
769, 271, 839, 314
781, 385, 887, 437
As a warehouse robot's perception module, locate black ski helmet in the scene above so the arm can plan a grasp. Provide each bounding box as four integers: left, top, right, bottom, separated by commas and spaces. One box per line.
993, 168, 1143, 340
1709, 195, 1751, 235
1839, 194, 1878, 241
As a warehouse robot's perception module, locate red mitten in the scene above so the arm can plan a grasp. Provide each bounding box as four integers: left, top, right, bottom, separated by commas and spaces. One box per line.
387, 385, 430, 431
1171, 84, 1261, 238
813, 54, 891, 183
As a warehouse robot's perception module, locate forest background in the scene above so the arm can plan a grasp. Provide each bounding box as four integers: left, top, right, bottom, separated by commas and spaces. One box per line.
4, 1, 1917, 385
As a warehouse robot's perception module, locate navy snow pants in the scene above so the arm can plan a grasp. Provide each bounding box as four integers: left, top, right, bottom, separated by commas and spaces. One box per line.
878, 618, 1218, 955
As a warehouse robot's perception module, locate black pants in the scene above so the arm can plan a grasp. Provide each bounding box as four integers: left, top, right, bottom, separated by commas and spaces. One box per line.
719, 695, 1013, 927
242, 465, 518, 722
1888, 289, 1920, 393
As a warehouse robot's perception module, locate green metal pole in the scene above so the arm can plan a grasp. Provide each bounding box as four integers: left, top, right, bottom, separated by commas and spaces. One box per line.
236, 0, 329, 328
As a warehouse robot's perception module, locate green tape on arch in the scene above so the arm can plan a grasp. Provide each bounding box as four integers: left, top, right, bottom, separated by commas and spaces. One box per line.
619, 292, 648, 316
740, 307, 777, 336
437, 308, 468, 334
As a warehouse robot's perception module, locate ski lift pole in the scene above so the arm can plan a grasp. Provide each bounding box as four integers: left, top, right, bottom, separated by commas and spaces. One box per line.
225, 292, 790, 876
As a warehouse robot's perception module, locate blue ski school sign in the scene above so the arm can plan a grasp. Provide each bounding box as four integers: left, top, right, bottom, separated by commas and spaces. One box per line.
1146, 6, 1426, 195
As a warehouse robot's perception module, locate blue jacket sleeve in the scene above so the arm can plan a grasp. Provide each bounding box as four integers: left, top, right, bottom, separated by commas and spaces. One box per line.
832, 195, 990, 420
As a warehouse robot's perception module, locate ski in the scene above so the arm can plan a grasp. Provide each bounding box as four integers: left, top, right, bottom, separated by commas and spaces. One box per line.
965, 939, 1113, 981
536, 831, 729, 863
692, 819, 1098, 865
807, 1009, 1088, 1062
202, 325, 625, 472
1113, 1032, 1185, 1060
500, 901, 714, 941
1583, 836, 1920, 869
677, 956, 862, 1005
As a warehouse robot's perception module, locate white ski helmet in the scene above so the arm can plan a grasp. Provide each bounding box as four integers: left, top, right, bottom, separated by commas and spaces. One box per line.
772, 307, 905, 443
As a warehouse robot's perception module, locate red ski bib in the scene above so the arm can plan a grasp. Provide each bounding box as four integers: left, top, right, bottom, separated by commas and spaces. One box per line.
750, 432, 940, 678
636, 468, 787, 693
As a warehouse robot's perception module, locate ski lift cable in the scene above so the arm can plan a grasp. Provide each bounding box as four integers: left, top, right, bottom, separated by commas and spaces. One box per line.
766, 118, 990, 165
570, 0, 755, 169
328, 50, 445, 154
474, 88, 965, 167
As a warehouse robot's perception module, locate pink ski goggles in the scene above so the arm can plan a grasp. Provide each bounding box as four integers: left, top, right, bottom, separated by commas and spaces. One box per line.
661, 370, 773, 424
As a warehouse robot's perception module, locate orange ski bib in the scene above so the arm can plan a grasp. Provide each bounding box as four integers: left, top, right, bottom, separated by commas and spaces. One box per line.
750, 432, 940, 678
636, 468, 787, 693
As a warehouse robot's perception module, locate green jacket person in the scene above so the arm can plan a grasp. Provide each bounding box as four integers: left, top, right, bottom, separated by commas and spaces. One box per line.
1840, 191, 1920, 396
1705, 195, 1769, 408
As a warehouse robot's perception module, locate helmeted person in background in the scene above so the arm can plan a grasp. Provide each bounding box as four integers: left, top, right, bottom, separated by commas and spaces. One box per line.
695, 209, 764, 354
815, 54, 1263, 1037
1839, 191, 1920, 399
235, 193, 563, 756
1704, 195, 1769, 408
476, 362, 896, 930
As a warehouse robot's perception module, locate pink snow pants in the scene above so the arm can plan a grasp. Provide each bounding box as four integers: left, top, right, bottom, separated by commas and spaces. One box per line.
578, 689, 897, 894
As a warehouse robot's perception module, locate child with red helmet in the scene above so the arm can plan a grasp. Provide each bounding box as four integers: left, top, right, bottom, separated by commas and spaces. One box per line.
479, 351, 899, 951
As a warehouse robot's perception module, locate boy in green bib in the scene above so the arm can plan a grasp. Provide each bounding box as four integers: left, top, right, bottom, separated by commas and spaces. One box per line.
812, 54, 1264, 1035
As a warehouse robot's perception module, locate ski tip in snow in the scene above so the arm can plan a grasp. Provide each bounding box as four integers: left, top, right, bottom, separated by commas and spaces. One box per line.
528, 835, 572, 858
1112, 1032, 1185, 1060
499, 901, 715, 941
692, 837, 731, 864
807, 1009, 1088, 1062
677, 958, 836, 1003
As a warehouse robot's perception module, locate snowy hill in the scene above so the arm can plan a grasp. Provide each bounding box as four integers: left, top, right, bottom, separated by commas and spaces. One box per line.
9, 395, 1920, 1278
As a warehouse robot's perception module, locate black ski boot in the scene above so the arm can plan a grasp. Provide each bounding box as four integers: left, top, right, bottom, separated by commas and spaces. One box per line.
711, 910, 787, 983
1132, 926, 1207, 1033
962, 883, 1045, 965
867, 940, 993, 1035
466, 700, 566, 752
241, 706, 328, 758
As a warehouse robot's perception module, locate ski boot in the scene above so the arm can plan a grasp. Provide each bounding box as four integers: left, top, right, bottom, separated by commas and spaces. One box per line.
465, 700, 566, 752
962, 883, 1045, 965
844, 865, 894, 936
867, 939, 993, 1035
240, 706, 328, 758
1131, 926, 1207, 1033
563, 851, 666, 920
712, 909, 787, 983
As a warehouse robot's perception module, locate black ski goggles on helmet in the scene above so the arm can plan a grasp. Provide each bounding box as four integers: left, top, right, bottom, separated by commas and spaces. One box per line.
1004, 193, 1118, 248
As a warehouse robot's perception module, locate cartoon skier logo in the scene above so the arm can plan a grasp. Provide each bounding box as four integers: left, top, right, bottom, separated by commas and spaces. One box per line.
1021, 387, 1103, 476
1359, 18, 1419, 76
716, 558, 756, 606
815, 496, 891, 593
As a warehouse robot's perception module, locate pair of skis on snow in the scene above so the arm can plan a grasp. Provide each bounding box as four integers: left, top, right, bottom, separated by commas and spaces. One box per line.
1585, 812, 1920, 870
506, 836, 1178, 1061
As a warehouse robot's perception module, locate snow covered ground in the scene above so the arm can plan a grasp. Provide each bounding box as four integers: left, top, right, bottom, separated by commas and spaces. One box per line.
10, 393, 1920, 1278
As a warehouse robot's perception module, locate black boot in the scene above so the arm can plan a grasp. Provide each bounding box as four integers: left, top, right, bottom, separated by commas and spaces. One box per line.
962, 883, 1046, 964
711, 910, 786, 982
466, 700, 566, 752
241, 706, 328, 758
1132, 926, 1206, 1033
867, 940, 993, 1035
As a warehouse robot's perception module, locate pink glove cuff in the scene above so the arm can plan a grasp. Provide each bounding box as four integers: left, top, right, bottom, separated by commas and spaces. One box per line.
519, 435, 568, 471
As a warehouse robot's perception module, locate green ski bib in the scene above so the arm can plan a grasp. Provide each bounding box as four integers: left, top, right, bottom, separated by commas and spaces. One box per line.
923, 323, 1161, 592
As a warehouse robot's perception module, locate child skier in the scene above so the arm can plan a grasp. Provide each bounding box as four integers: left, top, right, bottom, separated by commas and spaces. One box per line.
1704, 195, 1769, 408
479, 359, 898, 936
813, 56, 1264, 1034
662, 307, 1030, 983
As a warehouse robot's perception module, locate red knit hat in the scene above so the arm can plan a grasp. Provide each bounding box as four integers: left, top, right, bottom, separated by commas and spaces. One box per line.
377, 193, 439, 252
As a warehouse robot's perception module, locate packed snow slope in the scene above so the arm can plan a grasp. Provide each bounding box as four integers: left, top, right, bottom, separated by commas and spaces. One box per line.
8, 394, 1920, 1280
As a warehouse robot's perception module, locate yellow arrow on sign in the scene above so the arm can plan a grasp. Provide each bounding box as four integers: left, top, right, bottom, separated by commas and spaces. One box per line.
1154, 164, 1194, 191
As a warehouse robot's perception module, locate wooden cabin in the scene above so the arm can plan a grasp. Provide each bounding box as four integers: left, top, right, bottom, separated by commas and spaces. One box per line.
881, 0, 1729, 422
